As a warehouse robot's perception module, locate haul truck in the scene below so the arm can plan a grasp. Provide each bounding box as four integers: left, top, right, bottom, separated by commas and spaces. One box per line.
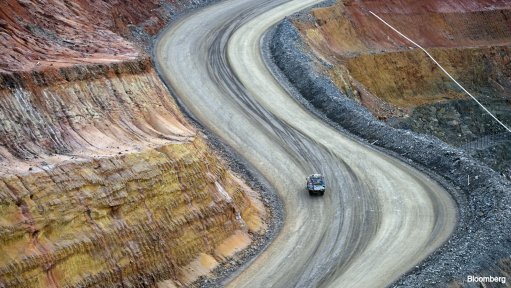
306, 174, 325, 196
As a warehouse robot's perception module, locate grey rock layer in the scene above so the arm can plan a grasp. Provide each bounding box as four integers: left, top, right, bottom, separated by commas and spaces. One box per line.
269, 18, 511, 287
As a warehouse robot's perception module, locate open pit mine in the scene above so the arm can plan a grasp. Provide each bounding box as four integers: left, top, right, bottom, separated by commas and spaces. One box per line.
1, 0, 511, 287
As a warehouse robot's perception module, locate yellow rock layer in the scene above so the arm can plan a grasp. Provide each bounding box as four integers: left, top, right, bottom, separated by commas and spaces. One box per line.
0, 138, 266, 287
0, 60, 267, 287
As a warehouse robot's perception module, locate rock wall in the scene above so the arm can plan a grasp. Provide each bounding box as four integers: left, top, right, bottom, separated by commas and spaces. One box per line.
0, 59, 196, 161
295, 0, 511, 56
0, 137, 266, 287
293, 0, 511, 109
0, 60, 267, 287
345, 47, 511, 172
345, 46, 511, 107
0, 0, 269, 285
269, 18, 511, 287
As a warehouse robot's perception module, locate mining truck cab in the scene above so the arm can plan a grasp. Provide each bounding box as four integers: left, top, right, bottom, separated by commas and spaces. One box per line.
307, 174, 325, 196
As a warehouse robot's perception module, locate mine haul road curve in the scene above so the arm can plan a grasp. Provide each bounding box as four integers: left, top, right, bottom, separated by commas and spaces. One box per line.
155, 0, 457, 287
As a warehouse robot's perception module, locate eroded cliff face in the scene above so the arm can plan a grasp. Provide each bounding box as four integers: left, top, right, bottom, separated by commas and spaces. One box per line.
0, 1, 268, 287
294, 0, 511, 173
298, 0, 511, 55
0, 60, 193, 162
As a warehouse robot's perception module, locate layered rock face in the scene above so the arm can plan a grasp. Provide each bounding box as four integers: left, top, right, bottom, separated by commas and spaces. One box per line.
0, 60, 267, 287
0, 139, 266, 287
0, 1, 267, 287
0, 60, 198, 162
294, 0, 511, 173
298, 0, 511, 55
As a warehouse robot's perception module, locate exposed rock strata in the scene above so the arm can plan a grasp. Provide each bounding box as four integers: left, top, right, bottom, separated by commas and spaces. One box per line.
0, 60, 267, 287
0, 0, 268, 286
295, 0, 511, 56
0, 137, 266, 287
269, 18, 511, 287
0, 59, 196, 162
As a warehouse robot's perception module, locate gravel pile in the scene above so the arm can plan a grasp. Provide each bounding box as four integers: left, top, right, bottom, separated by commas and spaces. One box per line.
268, 18, 511, 287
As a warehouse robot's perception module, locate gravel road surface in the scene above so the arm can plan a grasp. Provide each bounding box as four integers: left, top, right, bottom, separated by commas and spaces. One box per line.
154, 0, 457, 287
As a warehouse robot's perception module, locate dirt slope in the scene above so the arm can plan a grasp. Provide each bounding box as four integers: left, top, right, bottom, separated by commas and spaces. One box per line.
0, 0, 216, 72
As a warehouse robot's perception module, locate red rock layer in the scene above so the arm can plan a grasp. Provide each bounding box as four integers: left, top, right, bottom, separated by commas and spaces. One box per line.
0, 0, 208, 72
0, 59, 192, 168
345, 0, 511, 14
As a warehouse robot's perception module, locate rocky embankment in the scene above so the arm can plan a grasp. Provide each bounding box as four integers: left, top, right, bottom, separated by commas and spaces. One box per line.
269, 5, 511, 288
0, 1, 268, 287
292, 0, 511, 175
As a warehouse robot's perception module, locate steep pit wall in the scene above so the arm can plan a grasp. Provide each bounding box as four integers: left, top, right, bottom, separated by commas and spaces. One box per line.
0, 60, 267, 287
345, 47, 511, 108
269, 18, 511, 287
294, 0, 511, 109
345, 47, 511, 165
0, 59, 196, 162
292, 0, 511, 174
0, 137, 266, 288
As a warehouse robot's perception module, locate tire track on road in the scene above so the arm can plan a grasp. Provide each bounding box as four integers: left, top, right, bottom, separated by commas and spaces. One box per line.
155, 0, 457, 287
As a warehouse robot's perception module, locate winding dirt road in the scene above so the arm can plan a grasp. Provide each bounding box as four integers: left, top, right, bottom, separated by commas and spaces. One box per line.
155, 0, 457, 287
